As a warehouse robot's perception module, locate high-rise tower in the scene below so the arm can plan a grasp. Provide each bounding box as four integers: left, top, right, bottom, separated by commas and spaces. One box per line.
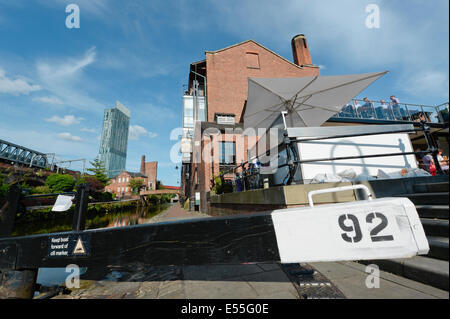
99, 101, 131, 178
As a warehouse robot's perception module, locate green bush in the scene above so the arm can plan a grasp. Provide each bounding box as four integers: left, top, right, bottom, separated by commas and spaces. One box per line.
32, 185, 51, 194
45, 174, 75, 193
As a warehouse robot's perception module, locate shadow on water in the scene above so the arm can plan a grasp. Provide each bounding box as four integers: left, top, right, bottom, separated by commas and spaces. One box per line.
17, 202, 171, 289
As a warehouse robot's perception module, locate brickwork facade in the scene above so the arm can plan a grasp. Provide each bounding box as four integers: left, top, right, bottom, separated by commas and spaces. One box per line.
205, 39, 319, 123
184, 36, 319, 213
106, 155, 157, 197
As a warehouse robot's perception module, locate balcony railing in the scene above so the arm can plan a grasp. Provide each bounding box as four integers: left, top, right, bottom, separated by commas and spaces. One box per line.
331, 99, 449, 124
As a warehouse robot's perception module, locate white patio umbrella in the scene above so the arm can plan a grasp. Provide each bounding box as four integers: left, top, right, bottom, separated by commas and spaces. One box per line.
243, 71, 388, 131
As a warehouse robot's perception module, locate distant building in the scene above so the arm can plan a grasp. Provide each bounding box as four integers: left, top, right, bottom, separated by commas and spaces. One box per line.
139, 155, 158, 192
106, 170, 147, 197
105, 154, 158, 197
99, 101, 131, 178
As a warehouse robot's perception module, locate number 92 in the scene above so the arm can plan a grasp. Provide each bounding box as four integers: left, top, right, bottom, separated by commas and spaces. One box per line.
338, 212, 394, 243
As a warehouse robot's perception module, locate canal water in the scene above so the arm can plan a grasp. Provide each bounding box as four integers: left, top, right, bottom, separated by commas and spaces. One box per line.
11, 201, 170, 291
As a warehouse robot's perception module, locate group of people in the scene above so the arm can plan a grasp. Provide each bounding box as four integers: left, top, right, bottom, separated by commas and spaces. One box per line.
416, 148, 449, 175
339, 96, 419, 121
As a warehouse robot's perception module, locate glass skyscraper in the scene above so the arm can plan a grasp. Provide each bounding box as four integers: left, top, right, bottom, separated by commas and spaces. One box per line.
99, 101, 131, 178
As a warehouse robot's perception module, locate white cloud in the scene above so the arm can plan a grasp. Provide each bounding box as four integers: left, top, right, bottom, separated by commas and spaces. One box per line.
45, 115, 83, 126
0, 67, 41, 95
57, 132, 82, 142
37, 46, 96, 81
32, 96, 64, 105
81, 127, 97, 133
207, 0, 449, 100
35, 47, 104, 111
129, 125, 158, 140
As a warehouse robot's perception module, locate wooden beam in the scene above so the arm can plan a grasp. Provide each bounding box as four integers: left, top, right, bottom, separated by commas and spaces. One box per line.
0, 212, 280, 269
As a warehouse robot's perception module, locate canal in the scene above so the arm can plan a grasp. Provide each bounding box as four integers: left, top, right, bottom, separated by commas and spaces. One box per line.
10, 200, 170, 292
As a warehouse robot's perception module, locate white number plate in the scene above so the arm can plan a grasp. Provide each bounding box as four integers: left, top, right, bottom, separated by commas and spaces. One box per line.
271, 197, 429, 263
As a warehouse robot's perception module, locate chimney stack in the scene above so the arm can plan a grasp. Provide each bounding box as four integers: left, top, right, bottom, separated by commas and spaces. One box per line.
291, 34, 313, 66
140, 155, 146, 175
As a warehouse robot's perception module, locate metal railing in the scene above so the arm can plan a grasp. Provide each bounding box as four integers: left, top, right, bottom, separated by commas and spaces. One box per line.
211, 122, 446, 193
331, 99, 448, 124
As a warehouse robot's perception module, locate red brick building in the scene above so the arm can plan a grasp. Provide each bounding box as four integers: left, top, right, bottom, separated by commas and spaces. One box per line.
106, 155, 157, 198
140, 155, 157, 192
181, 35, 320, 211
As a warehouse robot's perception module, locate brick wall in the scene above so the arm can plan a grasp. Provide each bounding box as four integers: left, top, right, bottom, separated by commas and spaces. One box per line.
143, 161, 157, 190
106, 171, 134, 196
205, 40, 319, 123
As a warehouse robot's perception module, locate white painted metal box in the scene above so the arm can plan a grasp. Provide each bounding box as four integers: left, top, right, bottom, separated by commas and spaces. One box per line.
271, 185, 429, 263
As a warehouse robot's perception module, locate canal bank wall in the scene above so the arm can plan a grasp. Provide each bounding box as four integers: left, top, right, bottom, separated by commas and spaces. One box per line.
206, 175, 449, 216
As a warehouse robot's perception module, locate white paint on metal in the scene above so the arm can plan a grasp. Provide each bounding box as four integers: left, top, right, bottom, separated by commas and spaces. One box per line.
51, 195, 75, 212
307, 185, 372, 208
271, 195, 429, 263
296, 132, 417, 180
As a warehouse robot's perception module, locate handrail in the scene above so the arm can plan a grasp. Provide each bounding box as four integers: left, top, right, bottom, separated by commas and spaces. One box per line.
213, 122, 444, 191
333, 100, 447, 124
307, 185, 373, 208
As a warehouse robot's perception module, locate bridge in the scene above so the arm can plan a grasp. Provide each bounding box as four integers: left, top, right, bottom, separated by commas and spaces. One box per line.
0, 139, 49, 169
140, 187, 180, 196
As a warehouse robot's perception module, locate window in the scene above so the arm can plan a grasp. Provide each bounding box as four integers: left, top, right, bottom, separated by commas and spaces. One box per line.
118, 177, 121, 183
183, 99, 194, 128
219, 142, 236, 165
126, 177, 129, 182
245, 52, 260, 69
117, 187, 120, 193
215, 114, 235, 125
125, 187, 128, 192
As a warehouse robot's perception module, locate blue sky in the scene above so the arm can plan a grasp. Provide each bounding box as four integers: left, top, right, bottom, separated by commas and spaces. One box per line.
0, 0, 448, 186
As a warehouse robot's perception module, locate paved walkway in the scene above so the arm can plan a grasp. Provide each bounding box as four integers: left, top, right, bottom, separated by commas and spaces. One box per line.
144, 203, 211, 224
310, 261, 448, 299
47, 204, 448, 299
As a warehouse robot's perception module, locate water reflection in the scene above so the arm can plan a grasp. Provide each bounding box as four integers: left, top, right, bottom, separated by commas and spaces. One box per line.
13, 202, 169, 237
34, 202, 169, 290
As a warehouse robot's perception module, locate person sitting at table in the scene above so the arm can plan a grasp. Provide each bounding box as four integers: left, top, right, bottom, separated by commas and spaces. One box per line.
413, 112, 427, 123
422, 154, 436, 176
359, 97, 375, 119
437, 148, 449, 172
375, 99, 389, 120
353, 99, 362, 118
341, 103, 356, 118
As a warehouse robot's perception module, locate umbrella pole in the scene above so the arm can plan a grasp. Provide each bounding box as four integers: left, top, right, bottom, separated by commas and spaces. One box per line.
280, 111, 300, 185
281, 111, 288, 130
282, 135, 300, 186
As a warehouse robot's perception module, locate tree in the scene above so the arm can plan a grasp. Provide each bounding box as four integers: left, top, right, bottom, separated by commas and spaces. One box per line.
156, 180, 165, 190
128, 178, 144, 195
45, 174, 75, 193
77, 175, 105, 193
87, 157, 109, 187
